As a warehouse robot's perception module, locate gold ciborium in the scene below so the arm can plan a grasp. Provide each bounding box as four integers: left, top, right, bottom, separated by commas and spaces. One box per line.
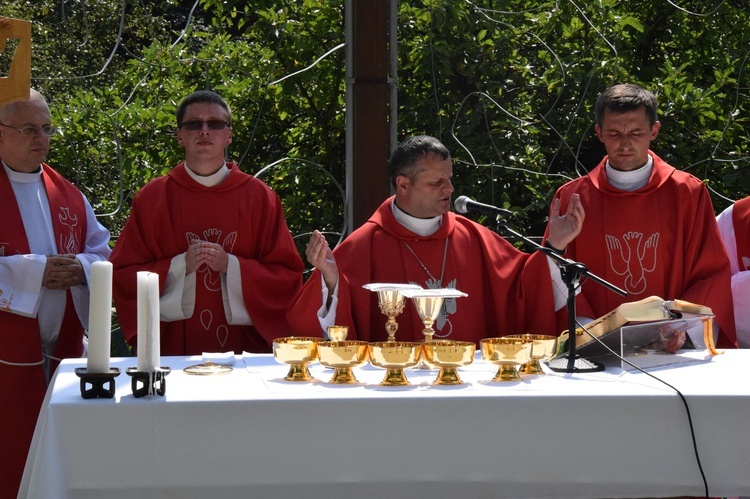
422, 340, 476, 385
507, 334, 558, 375
327, 325, 349, 342
480, 337, 533, 382
368, 341, 423, 386
272, 337, 321, 381
318, 340, 370, 384
363, 283, 422, 342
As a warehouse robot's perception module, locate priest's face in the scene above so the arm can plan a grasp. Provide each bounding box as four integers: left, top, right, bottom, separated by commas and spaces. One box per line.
177, 102, 233, 174
0, 95, 51, 173
396, 153, 454, 218
595, 107, 660, 172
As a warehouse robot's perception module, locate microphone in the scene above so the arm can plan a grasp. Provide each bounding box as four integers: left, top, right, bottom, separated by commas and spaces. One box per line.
454, 196, 514, 218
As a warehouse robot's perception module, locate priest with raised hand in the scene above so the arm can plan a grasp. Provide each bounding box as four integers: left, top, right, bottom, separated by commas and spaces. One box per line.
287, 135, 584, 344
0, 89, 112, 499
111, 90, 304, 356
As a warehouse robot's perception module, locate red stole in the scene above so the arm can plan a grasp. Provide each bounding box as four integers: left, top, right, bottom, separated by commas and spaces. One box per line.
0, 163, 87, 498
732, 197, 750, 271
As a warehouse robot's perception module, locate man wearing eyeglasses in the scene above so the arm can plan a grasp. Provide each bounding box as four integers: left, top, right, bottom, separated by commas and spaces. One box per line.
111, 90, 304, 357
0, 89, 112, 497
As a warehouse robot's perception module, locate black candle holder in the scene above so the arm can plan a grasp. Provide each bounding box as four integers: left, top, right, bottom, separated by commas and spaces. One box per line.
75, 367, 121, 399
126, 367, 171, 398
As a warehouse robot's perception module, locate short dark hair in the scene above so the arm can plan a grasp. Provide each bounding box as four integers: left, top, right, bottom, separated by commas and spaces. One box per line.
389, 135, 451, 189
595, 83, 658, 127
176, 90, 232, 127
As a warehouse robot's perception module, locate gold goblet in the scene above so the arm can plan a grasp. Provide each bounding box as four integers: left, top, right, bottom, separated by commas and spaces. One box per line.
327, 325, 349, 342
480, 337, 533, 382
368, 341, 423, 386
400, 288, 468, 369
422, 340, 476, 385
507, 334, 558, 375
363, 283, 422, 342
318, 340, 370, 384
272, 337, 321, 381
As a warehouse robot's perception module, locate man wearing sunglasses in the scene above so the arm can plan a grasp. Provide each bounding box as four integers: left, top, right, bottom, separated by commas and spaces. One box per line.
111, 90, 303, 357
0, 89, 112, 497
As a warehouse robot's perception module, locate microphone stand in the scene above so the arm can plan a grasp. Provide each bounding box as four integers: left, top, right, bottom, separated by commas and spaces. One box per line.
490, 217, 627, 373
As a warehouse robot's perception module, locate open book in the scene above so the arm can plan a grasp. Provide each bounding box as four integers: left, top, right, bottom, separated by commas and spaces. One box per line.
555, 295, 718, 357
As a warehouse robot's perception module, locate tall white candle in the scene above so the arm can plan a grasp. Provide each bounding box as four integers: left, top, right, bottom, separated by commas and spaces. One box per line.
136, 271, 161, 372
86, 261, 112, 373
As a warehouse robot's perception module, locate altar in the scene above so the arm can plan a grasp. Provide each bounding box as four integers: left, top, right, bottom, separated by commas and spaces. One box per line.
20, 350, 750, 498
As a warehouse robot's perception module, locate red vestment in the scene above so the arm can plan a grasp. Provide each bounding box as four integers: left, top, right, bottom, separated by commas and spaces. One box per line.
0, 163, 87, 498
288, 197, 557, 344
111, 163, 303, 355
547, 152, 737, 347
731, 196, 750, 270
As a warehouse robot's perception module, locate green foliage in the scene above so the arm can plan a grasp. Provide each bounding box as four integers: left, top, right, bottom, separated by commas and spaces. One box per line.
3, 0, 749, 245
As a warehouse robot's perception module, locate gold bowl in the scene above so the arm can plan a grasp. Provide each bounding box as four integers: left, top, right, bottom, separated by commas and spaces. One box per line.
422, 340, 476, 385
272, 337, 321, 381
506, 334, 558, 375
480, 337, 533, 382
368, 341, 423, 386
318, 340, 370, 384
326, 325, 349, 342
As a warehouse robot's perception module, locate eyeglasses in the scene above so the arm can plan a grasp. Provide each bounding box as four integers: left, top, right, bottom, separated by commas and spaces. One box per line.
179, 120, 230, 131
0, 123, 59, 137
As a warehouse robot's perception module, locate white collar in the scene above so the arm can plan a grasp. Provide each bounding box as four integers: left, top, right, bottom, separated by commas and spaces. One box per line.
605, 154, 653, 192
3, 161, 43, 183
391, 199, 442, 237
183, 162, 230, 187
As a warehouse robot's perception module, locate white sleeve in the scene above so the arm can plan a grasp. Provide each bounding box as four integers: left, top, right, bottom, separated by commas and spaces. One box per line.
222, 254, 252, 325
70, 195, 112, 329
0, 254, 47, 317
317, 274, 339, 336
716, 205, 739, 274
159, 253, 197, 321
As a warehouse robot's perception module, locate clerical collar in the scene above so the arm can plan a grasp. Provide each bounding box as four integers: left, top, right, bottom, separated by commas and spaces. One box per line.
605, 154, 653, 192
2, 161, 43, 183
391, 199, 442, 237
183, 162, 230, 187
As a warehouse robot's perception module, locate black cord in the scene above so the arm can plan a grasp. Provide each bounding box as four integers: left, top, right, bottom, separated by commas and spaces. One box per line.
575, 319, 709, 499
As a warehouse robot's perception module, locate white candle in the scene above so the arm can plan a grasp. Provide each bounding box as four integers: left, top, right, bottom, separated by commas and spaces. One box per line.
136, 271, 161, 372
86, 261, 112, 373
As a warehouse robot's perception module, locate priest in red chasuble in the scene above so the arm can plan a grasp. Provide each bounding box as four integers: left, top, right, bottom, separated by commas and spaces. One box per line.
717, 196, 750, 347
288, 135, 585, 344
545, 83, 737, 348
0, 90, 112, 498
111, 90, 303, 355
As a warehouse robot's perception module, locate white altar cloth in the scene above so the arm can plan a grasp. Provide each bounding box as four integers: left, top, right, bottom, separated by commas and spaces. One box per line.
19, 350, 750, 498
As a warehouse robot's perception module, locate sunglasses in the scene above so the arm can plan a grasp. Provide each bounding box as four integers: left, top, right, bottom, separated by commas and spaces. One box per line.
179, 120, 230, 131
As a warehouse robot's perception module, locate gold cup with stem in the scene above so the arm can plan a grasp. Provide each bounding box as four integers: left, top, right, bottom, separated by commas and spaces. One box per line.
480, 337, 533, 382
327, 325, 349, 342
318, 340, 370, 384
368, 341, 423, 386
363, 283, 422, 342
506, 334, 558, 375
272, 337, 321, 381
422, 340, 476, 385
400, 288, 468, 369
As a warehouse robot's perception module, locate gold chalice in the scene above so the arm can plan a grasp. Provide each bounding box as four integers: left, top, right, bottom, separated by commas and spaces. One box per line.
272, 337, 321, 381
480, 337, 533, 382
327, 325, 349, 342
400, 288, 468, 369
318, 340, 370, 384
368, 341, 423, 386
363, 283, 422, 342
507, 334, 558, 375
422, 340, 476, 385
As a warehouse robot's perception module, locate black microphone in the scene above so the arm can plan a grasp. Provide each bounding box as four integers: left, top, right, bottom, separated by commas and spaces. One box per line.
454, 196, 514, 218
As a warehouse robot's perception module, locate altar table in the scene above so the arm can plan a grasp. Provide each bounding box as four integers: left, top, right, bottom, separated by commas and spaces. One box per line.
19, 350, 750, 498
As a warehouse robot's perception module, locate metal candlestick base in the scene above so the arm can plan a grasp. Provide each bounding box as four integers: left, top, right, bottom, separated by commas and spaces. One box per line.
126, 367, 171, 397
75, 367, 121, 399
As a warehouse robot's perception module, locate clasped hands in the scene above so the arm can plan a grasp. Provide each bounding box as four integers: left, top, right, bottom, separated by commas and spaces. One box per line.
185, 241, 229, 274
43, 254, 85, 290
